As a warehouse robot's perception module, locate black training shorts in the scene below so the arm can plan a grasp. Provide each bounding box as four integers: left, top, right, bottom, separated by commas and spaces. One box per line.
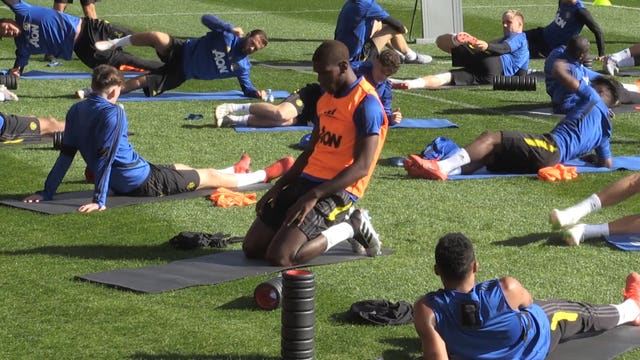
259, 177, 355, 240
486, 131, 561, 173
55, 0, 99, 5
450, 45, 503, 85
126, 164, 199, 197
143, 37, 188, 97
0, 113, 40, 141
282, 83, 322, 126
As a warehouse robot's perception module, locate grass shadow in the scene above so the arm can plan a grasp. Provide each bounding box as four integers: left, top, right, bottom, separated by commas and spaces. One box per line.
217, 296, 259, 311
379, 336, 422, 360
493, 232, 558, 247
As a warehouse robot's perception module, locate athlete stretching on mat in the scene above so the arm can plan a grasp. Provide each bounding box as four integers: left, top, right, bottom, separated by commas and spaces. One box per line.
0, 0, 162, 77
392, 10, 528, 89
242, 40, 388, 266
524, 0, 605, 59
550, 173, 640, 246
23, 65, 293, 213
92, 14, 268, 99
545, 35, 640, 114
403, 59, 618, 180
415, 232, 640, 360
214, 48, 403, 127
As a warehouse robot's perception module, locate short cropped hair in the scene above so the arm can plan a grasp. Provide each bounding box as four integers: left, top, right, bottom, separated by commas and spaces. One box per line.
247, 29, 268, 47
566, 35, 590, 60
591, 76, 620, 107
435, 233, 476, 282
377, 49, 402, 75
91, 64, 124, 93
503, 9, 524, 22
312, 40, 350, 66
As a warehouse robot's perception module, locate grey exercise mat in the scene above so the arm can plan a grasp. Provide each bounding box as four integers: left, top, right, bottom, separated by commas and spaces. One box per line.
0, 182, 271, 215
75, 242, 392, 293
512, 103, 640, 117
547, 325, 640, 360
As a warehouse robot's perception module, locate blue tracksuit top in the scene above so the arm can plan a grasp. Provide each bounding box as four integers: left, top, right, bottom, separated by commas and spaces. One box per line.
334, 0, 389, 61
182, 15, 258, 97
40, 94, 150, 207
425, 279, 550, 360
9, 0, 81, 69
499, 32, 530, 76
543, 0, 587, 51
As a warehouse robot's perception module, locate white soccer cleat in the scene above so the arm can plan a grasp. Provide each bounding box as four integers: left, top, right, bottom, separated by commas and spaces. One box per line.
95, 39, 118, 51
215, 103, 235, 127
405, 53, 433, 65
0, 85, 18, 101
549, 209, 582, 230
603, 56, 619, 76
350, 209, 382, 257
563, 224, 586, 246
75, 87, 92, 99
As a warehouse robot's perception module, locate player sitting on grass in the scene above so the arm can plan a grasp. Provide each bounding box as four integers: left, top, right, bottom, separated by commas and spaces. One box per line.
214, 48, 403, 127
23, 65, 293, 213
414, 232, 640, 360
392, 10, 528, 89
403, 59, 618, 181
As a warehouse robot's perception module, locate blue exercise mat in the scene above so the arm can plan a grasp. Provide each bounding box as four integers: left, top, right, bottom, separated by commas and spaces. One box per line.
233, 118, 458, 133
606, 234, 640, 251
119, 90, 289, 102
21, 70, 144, 79
448, 156, 640, 180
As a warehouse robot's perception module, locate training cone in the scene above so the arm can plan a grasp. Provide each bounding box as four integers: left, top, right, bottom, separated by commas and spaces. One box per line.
592, 0, 611, 6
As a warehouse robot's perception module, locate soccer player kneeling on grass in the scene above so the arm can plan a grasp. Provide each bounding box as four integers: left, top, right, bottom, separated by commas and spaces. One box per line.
242, 40, 388, 267
23, 65, 293, 213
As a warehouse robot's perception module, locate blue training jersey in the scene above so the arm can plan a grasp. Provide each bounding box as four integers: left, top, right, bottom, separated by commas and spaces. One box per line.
334, 0, 389, 61
10, 0, 80, 69
544, 46, 601, 113
425, 279, 550, 360
543, 0, 587, 51
499, 32, 529, 76
40, 94, 150, 207
550, 80, 612, 163
182, 15, 258, 98
351, 61, 393, 118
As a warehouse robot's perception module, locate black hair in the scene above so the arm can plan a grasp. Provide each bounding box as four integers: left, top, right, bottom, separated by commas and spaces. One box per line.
247, 29, 268, 46
566, 35, 590, 61
435, 233, 476, 282
592, 75, 620, 108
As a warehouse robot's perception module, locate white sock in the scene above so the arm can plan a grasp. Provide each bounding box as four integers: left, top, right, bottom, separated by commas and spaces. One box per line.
611, 48, 631, 63
404, 49, 417, 61
438, 148, 471, 174
564, 194, 602, 221
0, 92, 5, 102
235, 170, 266, 187
321, 222, 355, 252
618, 57, 636, 68
227, 114, 249, 126
232, 103, 251, 113
112, 35, 132, 48
613, 299, 640, 325
583, 223, 610, 240
622, 83, 640, 92
405, 78, 426, 89
218, 166, 235, 174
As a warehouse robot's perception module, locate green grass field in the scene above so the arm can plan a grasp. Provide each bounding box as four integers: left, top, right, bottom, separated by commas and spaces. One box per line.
1, 0, 640, 359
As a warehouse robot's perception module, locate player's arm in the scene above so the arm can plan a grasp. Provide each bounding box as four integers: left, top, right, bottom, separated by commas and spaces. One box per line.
0, 0, 19, 8
89, 107, 124, 210
201, 14, 236, 33
576, 8, 605, 57
552, 59, 580, 93
236, 58, 262, 99
500, 276, 533, 310
414, 297, 449, 360
24, 145, 76, 202
381, 16, 406, 34
595, 142, 613, 169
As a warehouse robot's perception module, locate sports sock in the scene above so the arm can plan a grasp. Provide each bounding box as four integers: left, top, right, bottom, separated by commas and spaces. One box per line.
232, 103, 252, 113
226, 114, 249, 126
562, 193, 602, 221
613, 298, 640, 325
405, 78, 426, 89
110, 35, 132, 48
322, 222, 355, 252
235, 170, 266, 187
218, 166, 234, 174
437, 148, 470, 174
618, 57, 635, 68
404, 49, 417, 61
583, 223, 610, 240
611, 48, 631, 63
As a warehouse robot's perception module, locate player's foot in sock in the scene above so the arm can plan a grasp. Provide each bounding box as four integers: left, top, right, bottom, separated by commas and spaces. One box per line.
264, 156, 295, 182
562, 224, 586, 246
549, 208, 582, 230
233, 154, 251, 173
0, 85, 18, 101
215, 103, 235, 127
603, 56, 619, 76
404, 53, 433, 64
75, 87, 92, 99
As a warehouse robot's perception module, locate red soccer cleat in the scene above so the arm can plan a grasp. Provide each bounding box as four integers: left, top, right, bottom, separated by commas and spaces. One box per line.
623, 272, 640, 326
403, 154, 448, 181
455, 32, 478, 47
264, 156, 295, 182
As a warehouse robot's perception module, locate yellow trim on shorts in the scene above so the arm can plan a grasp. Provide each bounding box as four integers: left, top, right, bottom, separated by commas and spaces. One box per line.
550, 311, 579, 331
524, 137, 557, 153
326, 202, 353, 222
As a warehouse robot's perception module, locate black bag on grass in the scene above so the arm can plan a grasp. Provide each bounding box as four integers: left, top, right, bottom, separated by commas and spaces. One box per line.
348, 299, 414, 325
169, 232, 243, 250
